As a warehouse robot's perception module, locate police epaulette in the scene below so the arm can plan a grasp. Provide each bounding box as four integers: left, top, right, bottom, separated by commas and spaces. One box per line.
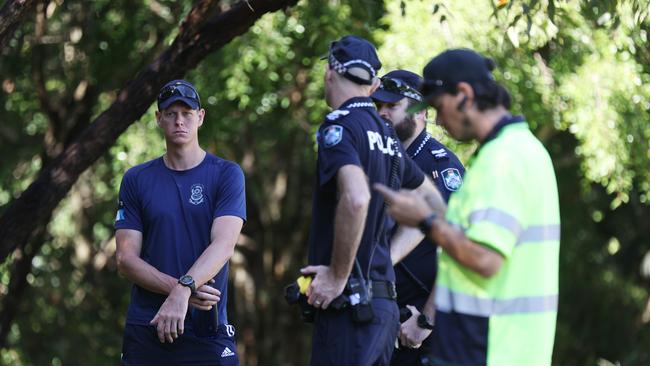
430, 148, 448, 159
326, 109, 350, 121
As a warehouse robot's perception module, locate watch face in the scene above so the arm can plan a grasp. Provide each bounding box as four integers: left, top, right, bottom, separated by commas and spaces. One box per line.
180, 275, 193, 285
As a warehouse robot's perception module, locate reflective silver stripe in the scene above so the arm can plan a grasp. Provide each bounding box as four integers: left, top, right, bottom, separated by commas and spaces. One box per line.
517, 224, 560, 246
435, 286, 558, 317
468, 208, 522, 237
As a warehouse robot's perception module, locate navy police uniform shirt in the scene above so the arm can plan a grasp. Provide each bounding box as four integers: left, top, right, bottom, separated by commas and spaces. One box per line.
396, 129, 465, 309
308, 96, 425, 283
114, 154, 246, 327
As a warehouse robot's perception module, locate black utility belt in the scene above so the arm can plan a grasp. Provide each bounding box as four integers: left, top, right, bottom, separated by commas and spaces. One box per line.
369, 280, 397, 300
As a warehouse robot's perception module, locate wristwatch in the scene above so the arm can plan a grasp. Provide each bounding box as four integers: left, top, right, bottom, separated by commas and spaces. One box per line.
417, 313, 435, 330
418, 213, 438, 235
178, 275, 196, 294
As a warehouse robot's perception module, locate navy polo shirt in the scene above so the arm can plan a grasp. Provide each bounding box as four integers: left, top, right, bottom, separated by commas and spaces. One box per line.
115, 153, 246, 327
395, 129, 465, 309
308, 97, 425, 283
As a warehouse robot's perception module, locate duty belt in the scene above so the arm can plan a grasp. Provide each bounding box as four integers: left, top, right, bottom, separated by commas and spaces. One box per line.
370, 281, 397, 300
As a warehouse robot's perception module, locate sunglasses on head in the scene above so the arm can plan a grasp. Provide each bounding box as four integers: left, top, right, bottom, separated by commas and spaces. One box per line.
158, 83, 201, 108
380, 77, 423, 102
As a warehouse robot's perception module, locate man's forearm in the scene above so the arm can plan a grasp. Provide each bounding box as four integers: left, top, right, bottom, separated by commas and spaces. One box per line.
430, 219, 503, 278
416, 177, 447, 214
185, 215, 243, 288
390, 225, 425, 265
421, 286, 436, 320
118, 255, 177, 295
185, 241, 235, 289
330, 192, 369, 280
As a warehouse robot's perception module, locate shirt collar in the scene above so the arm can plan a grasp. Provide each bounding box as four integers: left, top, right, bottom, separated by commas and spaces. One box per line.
480, 114, 526, 145
340, 96, 376, 110
406, 128, 429, 157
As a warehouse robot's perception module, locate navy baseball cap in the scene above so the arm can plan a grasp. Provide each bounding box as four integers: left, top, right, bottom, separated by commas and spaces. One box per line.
371, 70, 423, 104
409, 48, 496, 112
326, 35, 382, 85
157, 79, 201, 111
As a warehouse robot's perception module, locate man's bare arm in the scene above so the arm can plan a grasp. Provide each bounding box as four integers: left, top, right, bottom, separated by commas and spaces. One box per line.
115, 229, 176, 294
430, 218, 503, 277
375, 184, 503, 278
185, 215, 244, 287
330, 165, 371, 279
302, 164, 370, 309
390, 177, 444, 264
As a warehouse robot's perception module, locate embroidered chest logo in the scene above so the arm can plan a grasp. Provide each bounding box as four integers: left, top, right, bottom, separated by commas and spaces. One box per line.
441, 168, 463, 191
189, 184, 205, 205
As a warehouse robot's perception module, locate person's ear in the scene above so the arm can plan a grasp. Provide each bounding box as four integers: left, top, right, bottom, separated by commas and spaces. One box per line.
197, 109, 205, 127
369, 77, 380, 94
155, 111, 162, 127
455, 82, 475, 111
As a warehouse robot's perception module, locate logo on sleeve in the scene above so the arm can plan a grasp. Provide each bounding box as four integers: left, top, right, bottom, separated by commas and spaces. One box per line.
441, 168, 463, 191
115, 200, 125, 222
322, 125, 343, 148
189, 184, 205, 205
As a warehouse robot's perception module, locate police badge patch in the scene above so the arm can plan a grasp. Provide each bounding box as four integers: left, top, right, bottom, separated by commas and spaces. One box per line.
441, 168, 463, 191
322, 125, 343, 148
189, 184, 205, 205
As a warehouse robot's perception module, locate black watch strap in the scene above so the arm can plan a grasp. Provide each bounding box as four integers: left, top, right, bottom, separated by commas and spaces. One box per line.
418, 213, 437, 234
417, 313, 435, 330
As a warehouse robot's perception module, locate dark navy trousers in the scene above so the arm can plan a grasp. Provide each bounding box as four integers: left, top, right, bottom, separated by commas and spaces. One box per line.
310, 299, 399, 366
121, 323, 239, 366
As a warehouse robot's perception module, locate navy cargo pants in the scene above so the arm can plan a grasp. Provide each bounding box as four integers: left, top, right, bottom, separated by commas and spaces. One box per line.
310, 298, 399, 366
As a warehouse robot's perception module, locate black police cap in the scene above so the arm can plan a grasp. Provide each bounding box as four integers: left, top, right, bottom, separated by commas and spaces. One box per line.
408, 48, 496, 113
371, 69, 423, 104
327, 35, 382, 85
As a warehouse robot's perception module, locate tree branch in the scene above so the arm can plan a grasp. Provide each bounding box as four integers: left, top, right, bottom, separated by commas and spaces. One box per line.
0, 0, 37, 50
0, 0, 299, 263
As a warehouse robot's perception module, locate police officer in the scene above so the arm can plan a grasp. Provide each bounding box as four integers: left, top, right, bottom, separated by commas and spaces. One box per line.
300, 36, 446, 366
371, 70, 465, 365
375, 49, 560, 366
115, 80, 245, 365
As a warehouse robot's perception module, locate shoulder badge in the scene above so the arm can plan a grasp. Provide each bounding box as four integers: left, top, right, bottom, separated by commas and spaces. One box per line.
326, 109, 350, 121
441, 168, 463, 191
430, 148, 448, 159
322, 125, 343, 148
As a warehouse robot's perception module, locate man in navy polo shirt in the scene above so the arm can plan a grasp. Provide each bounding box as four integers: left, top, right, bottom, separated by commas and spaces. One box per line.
372, 70, 465, 365
301, 36, 446, 366
115, 80, 246, 365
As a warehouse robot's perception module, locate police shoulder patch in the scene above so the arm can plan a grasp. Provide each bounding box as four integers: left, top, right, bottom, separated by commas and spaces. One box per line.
326, 109, 350, 121
441, 168, 463, 191
430, 148, 448, 159
322, 125, 344, 148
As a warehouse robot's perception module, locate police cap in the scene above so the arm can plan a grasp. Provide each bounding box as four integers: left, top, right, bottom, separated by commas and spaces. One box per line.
327, 35, 382, 85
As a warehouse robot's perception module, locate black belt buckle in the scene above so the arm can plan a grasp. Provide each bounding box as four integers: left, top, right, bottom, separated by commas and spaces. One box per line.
388, 281, 397, 300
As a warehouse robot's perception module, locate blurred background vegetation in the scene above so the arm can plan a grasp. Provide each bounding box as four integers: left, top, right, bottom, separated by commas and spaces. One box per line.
0, 0, 649, 364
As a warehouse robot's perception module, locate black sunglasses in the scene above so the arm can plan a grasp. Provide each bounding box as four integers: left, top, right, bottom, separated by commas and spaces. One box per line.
380, 77, 423, 102
158, 83, 201, 108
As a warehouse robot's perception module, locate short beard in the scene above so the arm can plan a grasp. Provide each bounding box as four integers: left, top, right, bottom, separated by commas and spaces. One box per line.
394, 114, 417, 142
